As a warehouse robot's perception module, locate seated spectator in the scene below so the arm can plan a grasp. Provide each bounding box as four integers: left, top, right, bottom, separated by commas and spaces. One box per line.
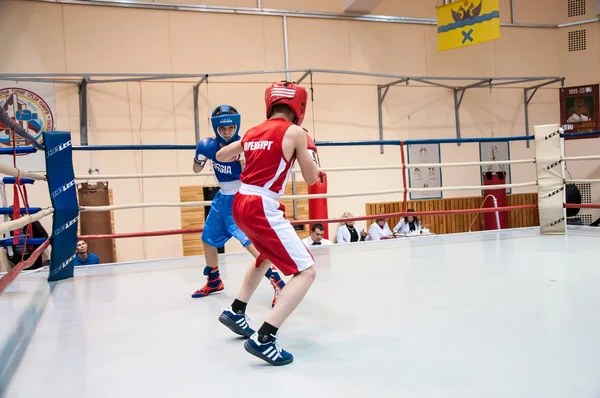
393, 209, 422, 235
336, 212, 367, 244
302, 223, 332, 247
367, 216, 394, 241
7, 218, 49, 270
74, 239, 100, 266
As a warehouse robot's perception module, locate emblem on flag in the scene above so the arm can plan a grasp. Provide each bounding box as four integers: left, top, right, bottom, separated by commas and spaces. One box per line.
436, 0, 501, 52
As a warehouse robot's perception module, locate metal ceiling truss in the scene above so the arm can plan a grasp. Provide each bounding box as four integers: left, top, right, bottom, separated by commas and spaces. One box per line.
26, 0, 600, 29
0, 69, 564, 152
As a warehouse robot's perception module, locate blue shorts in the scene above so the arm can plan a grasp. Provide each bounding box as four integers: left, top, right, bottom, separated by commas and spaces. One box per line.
202, 191, 251, 248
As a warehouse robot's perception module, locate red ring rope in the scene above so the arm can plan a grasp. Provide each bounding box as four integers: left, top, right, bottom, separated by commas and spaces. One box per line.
290, 204, 537, 225
0, 239, 50, 295
78, 205, 537, 241
80, 227, 204, 240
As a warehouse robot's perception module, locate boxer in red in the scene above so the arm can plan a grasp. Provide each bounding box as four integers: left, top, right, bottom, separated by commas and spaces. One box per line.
215, 81, 319, 366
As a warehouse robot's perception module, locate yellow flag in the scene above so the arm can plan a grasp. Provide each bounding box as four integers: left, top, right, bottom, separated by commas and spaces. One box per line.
436, 0, 501, 52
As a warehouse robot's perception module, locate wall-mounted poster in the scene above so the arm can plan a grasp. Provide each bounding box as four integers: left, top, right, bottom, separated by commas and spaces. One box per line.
479, 141, 511, 193
407, 143, 442, 200
560, 84, 599, 137
0, 81, 56, 172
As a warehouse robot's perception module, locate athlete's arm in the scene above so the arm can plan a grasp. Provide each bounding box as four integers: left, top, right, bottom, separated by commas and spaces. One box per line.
193, 163, 204, 173
288, 126, 318, 186
194, 138, 219, 174
215, 140, 243, 162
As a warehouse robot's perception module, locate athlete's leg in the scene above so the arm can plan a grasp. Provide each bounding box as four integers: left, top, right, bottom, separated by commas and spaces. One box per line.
222, 195, 315, 365
192, 194, 231, 298
191, 245, 227, 298
225, 200, 286, 306
236, 256, 273, 303
217, 251, 273, 338
204, 241, 220, 266
190, 242, 224, 298
242, 265, 316, 366
263, 266, 315, 327
246, 242, 285, 306
244, 244, 285, 306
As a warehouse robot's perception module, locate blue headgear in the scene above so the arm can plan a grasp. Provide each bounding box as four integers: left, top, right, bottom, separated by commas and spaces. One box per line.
211, 104, 241, 145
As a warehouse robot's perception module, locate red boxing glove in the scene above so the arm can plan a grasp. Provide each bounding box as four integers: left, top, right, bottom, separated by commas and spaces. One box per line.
304, 129, 318, 165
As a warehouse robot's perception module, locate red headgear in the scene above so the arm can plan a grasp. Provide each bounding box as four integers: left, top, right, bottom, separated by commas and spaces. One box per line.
265, 81, 308, 126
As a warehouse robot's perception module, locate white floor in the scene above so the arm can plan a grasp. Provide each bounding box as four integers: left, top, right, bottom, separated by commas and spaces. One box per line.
2, 227, 600, 398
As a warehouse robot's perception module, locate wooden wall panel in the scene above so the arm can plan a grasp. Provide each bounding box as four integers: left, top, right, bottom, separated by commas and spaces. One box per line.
507, 193, 540, 228
77, 187, 116, 262
180, 181, 309, 256
366, 193, 539, 235
280, 179, 311, 240
180, 185, 208, 257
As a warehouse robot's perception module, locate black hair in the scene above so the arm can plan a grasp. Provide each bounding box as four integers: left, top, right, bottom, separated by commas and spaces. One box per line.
403, 209, 419, 224
311, 223, 325, 232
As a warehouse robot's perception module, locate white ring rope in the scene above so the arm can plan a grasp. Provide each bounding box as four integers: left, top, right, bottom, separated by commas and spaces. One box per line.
0, 163, 46, 181
79, 201, 213, 212
283, 188, 406, 201
565, 179, 600, 184
79, 182, 537, 212
0, 208, 54, 236
283, 181, 536, 200
404, 159, 534, 169
76, 172, 209, 180
562, 155, 600, 162
408, 181, 537, 193
74, 158, 536, 181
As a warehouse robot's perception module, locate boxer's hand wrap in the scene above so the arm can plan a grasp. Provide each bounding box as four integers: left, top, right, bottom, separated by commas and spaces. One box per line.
195, 154, 207, 168
305, 131, 318, 166
195, 137, 219, 167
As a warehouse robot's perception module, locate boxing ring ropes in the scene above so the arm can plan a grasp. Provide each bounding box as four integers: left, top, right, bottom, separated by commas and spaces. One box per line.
0, 68, 597, 293
0, 114, 598, 294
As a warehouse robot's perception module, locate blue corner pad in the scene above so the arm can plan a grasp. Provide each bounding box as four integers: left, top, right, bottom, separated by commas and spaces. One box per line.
43, 131, 78, 282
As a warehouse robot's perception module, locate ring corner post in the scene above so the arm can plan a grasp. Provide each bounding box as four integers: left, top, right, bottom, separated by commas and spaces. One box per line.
43, 131, 78, 282
534, 124, 566, 235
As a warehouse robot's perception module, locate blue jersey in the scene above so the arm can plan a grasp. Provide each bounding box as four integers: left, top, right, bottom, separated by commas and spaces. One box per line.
74, 253, 100, 266
195, 137, 243, 194
212, 158, 242, 183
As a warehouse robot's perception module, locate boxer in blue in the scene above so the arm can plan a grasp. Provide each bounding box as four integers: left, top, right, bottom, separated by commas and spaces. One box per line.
191, 104, 285, 307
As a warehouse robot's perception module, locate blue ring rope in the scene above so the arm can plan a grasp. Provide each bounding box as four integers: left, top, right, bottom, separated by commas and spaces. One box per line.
2, 178, 35, 185
0, 147, 37, 155
72, 145, 196, 151
404, 136, 533, 145
71, 136, 529, 150
0, 237, 47, 247
0, 208, 41, 215
316, 140, 402, 147
560, 131, 600, 139
69, 130, 600, 151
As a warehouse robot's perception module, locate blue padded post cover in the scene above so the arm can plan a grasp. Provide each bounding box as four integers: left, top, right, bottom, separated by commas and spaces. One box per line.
43, 131, 78, 282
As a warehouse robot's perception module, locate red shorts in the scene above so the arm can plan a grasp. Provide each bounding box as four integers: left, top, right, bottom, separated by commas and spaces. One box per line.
232, 193, 314, 276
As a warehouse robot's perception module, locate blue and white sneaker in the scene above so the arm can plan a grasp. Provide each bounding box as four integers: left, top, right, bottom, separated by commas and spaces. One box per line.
244, 332, 294, 366
218, 307, 255, 338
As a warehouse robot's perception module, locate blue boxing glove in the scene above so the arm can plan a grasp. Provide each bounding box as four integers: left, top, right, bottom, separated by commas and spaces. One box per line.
194, 137, 220, 168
